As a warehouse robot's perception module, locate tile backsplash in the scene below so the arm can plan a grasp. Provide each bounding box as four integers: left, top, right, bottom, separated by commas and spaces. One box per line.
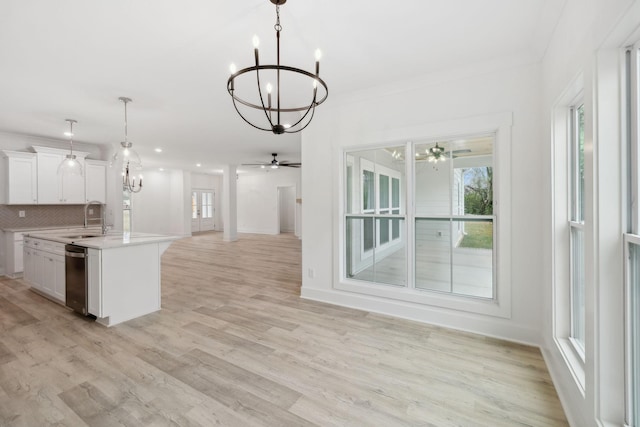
0, 204, 101, 230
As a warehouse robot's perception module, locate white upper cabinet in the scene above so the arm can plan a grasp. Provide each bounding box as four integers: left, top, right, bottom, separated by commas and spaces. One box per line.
1, 146, 106, 206
84, 160, 107, 203
0, 151, 38, 204
34, 146, 88, 204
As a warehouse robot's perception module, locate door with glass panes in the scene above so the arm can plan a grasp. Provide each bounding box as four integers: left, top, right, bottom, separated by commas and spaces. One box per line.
191, 189, 215, 232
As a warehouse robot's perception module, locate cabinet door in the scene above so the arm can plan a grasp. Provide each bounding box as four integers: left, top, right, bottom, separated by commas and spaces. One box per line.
85, 161, 107, 203
23, 248, 34, 284
37, 152, 85, 204
36, 152, 62, 204
13, 240, 23, 274
31, 250, 45, 291
61, 171, 85, 203
41, 254, 55, 295
52, 255, 65, 302
7, 155, 37, 204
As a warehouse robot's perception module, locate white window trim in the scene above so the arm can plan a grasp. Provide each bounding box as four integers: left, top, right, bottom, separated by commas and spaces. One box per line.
336, 112, 512, 318
551, 72, 586, 392
625, 39, 640, 427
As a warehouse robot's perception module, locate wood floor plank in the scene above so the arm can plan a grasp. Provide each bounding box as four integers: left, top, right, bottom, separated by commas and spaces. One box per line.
0, 231, 568, 426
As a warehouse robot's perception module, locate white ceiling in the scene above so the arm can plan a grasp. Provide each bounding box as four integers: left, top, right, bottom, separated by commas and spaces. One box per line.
0, 0, 565, 174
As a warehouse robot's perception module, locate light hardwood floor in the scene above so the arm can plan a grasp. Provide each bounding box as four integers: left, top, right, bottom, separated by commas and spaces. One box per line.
0, 232, 568, 426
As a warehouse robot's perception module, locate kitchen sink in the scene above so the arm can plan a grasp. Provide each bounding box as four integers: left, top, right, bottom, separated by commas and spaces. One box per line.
62, 234, 103, 239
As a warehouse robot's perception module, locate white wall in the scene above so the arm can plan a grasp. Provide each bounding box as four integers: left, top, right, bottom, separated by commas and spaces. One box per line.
237, 168, 301, 236
130, 169, 191, 236
301, 60, 542, 342
279, 186, 296, 233
540, 0, 637, 426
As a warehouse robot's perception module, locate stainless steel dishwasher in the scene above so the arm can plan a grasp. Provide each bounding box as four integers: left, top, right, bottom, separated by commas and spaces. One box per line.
65, 244, 88, 315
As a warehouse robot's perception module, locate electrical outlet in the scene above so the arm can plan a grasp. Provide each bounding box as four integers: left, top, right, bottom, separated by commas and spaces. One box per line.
308, 268, 315, 278
18, 210, 25, 218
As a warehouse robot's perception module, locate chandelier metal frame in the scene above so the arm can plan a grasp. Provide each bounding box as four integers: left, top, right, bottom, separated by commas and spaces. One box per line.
227, 0, 328, 134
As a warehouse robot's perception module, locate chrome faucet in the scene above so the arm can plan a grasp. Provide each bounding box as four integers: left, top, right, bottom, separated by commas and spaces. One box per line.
84, 200, 110, 234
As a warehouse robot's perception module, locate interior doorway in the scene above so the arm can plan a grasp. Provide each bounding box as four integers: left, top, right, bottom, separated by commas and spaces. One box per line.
277, 186, 296, 234
191, 189, 215, 233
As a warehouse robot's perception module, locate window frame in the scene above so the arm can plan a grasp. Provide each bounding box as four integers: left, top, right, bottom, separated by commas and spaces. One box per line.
336, 111, 512, 318
550, 70, 588, 393
569, 101, 586, 360
625, 41, 640, 427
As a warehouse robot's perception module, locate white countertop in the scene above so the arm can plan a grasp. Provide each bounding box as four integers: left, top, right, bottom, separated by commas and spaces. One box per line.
2, 225, 84, 232
24, 228, 182, 249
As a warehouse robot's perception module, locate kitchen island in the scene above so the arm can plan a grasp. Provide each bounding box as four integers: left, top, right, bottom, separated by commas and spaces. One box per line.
23, 228, 180, 326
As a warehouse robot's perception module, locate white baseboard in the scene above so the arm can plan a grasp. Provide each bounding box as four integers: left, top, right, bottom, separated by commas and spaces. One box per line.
301, 287, 541, 346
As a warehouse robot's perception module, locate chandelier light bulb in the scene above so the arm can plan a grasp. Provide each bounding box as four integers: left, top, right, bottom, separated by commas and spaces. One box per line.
266, 83, 273, 94
252, 35, 260, 48
315, 49, 322, 61
229, 63, 237, 74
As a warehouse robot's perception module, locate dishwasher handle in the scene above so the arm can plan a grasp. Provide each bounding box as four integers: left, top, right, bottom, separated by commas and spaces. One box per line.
65, 251, 87, 258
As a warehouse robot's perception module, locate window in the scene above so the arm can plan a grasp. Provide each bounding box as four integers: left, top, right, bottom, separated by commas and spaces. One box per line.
414, 136, 495, 298
344, 135, 495, 299
569, 102, 586, 356
345, 147, 406, 286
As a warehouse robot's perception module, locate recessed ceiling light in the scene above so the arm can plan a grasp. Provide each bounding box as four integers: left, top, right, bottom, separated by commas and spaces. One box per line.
196, 163, 201, 167
154, 148, 163, 153
159, 168, 164, 171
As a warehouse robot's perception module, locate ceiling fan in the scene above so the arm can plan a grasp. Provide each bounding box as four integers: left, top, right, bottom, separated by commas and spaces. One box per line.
242, 153, 301, 169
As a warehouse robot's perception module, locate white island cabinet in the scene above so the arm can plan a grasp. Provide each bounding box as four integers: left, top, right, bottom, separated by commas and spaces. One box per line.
23, 229, 179, 326
86, 238, 175, 326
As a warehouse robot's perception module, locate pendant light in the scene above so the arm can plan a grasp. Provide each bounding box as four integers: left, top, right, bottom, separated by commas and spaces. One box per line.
111, 97, 143, 193
111, 97, 142, 169
58, 119, 83, 176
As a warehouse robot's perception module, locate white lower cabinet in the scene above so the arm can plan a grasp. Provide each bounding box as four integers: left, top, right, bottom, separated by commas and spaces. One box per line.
43, 253, 65, 302
23, 238, 66, 303
3, 231, 25, 278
